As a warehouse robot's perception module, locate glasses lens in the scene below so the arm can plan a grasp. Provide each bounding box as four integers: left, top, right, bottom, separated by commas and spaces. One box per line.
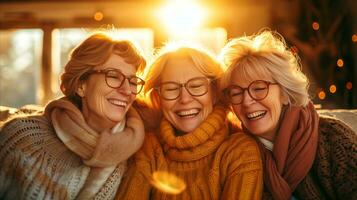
129, 77, 145, 94
186, 78, 209, 96
159, 82, 180, 100
249, 80, 269, 100
227, 86, 244, 104
105, 70, 125, 88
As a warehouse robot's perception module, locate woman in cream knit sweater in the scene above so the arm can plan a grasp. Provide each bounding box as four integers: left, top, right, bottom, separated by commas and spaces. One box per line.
0, 32, 146, 200
116, 44, 263, 199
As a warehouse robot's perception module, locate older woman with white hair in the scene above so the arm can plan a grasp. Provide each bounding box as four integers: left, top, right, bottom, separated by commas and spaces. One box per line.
219, 30, 357, 200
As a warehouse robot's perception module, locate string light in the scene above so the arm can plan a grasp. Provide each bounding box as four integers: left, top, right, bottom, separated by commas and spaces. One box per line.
346, 82, 353, 90
337, 59, 344, 67
318, 90, 326, 100
329, 85, 337, 93
94, 11, 104, 21
312, 22, 320, 31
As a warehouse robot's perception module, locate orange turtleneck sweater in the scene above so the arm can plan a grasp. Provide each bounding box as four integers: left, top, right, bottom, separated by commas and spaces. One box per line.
115, 106, 263, 200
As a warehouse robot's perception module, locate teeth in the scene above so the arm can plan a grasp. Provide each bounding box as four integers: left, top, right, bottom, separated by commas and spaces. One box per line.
177, 109, 199, 117
109, 99, 127, 107
247, 111, 266, 119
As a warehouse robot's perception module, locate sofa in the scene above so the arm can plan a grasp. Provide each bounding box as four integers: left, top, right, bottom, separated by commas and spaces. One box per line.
1, 105, 357, 133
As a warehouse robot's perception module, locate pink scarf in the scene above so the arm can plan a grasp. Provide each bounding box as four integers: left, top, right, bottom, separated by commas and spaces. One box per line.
44, 97, 144, 167
244, 102, 319, 200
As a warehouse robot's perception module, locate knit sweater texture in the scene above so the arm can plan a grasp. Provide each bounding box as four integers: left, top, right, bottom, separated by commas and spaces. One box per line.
116, 106, 263, 200
0, 115, 126, 200
263, 116, 357, 200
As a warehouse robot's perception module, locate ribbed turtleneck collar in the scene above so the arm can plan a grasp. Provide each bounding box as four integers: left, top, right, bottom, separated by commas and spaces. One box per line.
159, 106, 228, 162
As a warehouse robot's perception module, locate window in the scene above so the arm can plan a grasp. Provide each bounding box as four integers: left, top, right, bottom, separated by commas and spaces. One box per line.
0, 29, 43, 108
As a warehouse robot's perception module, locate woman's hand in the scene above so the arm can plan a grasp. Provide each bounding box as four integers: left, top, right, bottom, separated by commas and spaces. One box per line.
88, 107, 145, 167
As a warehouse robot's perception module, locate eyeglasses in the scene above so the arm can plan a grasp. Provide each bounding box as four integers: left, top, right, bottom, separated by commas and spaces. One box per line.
225, 80, 278, 105
86, 68, 145, 95
156, 77, 211, 100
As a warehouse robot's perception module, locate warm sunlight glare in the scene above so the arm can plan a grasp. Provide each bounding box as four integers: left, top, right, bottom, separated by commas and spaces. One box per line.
151, 171, 186, 195
157, 0, 206, 34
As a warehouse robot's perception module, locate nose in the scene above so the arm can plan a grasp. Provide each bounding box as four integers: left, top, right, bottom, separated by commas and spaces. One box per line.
241, 89, 255, 106
117, 79, 131, 96
179, 86, 194, 104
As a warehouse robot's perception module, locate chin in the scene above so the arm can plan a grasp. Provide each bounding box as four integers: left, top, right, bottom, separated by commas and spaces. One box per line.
178, 122, 200, 133
247, 126, 269, 136
108, 113, 126, 123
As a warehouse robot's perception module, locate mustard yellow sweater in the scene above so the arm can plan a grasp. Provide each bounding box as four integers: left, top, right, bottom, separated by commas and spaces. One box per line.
116, 106, 263, 200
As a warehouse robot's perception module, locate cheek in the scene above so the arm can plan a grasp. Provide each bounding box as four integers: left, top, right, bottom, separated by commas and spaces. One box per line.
270, 102, 283, 122
232, 105, 243, 119
129, 94, 136, 104
201, 97, 213, 114
160, 100, 175, 117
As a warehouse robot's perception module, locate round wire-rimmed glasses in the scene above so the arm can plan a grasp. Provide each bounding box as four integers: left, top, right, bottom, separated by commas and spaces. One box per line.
86, 68, 145, 95
156, 77, 212, 100
225, 80, 278, 105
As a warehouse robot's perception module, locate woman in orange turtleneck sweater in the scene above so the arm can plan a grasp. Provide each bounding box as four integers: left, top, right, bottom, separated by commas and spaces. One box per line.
116, 44, 263, 200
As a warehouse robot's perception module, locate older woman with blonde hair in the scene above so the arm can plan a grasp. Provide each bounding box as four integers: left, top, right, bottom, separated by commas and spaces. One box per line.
116, 44, 263, 199
219, 30, 357, 200
0, 32, 146, 199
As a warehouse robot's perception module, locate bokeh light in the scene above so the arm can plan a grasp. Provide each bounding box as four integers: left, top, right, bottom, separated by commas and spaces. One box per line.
94, 11, 103, 21
337, 59, 344, 67
329, 85, 337, 93
346, 82, 353, 90
318, 91, 326, 100
352, 34, 357, 42
312, 22, 320, 30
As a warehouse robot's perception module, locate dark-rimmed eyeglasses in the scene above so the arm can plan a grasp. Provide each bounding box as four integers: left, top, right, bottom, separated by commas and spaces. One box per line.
156, 77, 212, 100
224, 80, 278, 105
86, 68, 145, 95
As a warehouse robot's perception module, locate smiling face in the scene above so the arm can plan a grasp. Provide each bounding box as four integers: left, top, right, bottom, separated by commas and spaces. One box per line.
159, 57, 215, 134
78, 53, 137, 132
229, 67, 288, 141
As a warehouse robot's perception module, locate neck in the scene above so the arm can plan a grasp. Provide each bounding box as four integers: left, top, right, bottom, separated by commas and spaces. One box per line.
260, 132, 276, 142
262, 105, 287, 142
174, 129, 188, 136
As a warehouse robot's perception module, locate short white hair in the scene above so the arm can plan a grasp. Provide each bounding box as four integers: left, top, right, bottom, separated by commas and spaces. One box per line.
219, 30, 310, 107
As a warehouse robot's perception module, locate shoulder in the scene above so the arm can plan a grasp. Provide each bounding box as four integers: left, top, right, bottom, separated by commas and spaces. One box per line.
1, 115, 52, 144
221, 131, 260, 153
318, 116, 357, 149
217, 132, 262, 167
135, 131, 163, 159
142, 132, 161, 148
310, 116, 357, 198
0, 114, 79, 164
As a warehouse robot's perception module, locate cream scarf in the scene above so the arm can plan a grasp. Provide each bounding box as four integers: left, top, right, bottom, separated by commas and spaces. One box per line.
44, 97, 145, 199
44, 97, 140, 167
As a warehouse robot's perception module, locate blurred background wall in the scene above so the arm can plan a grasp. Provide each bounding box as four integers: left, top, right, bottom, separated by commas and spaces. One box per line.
0, 0, 356, 108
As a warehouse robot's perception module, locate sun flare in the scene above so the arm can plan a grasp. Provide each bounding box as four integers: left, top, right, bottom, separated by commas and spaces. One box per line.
157, 0, 207, 34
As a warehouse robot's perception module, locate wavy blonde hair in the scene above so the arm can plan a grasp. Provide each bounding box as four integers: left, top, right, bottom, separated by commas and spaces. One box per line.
219, 30, 310, 107
60, 32, 146, 106
141, 43, 224, 111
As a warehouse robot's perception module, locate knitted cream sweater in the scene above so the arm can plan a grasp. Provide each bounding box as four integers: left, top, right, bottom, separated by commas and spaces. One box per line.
116, 106, 263, 200
0, 115, 126, 200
